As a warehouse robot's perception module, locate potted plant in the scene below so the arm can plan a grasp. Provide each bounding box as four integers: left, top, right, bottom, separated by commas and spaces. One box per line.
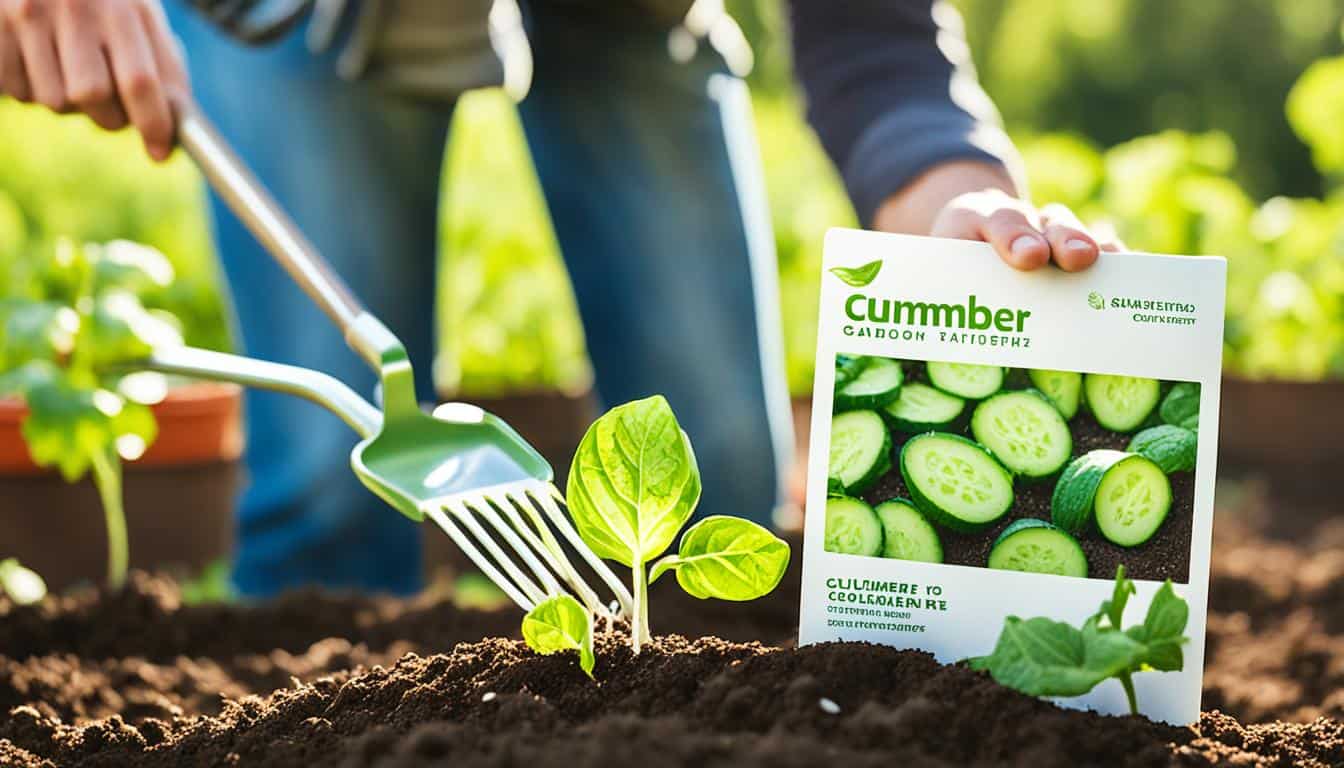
0, 239, 242, 590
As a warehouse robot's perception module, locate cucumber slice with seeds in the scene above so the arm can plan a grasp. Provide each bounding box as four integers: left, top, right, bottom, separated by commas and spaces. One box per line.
828, 410, 891, 493
1083, 374, 1161, 432
970, 390, 1072, 478
835, 357, 904, 411
824, 496, 883, 556
874, 499, 943, 563
988, 519, 1088, 577
1094, 455, 1172, 547
899, 433, 1013, 532
883, 382, 965, 433
1028, 369, 1082, 419
926, 362, 1004, 399
1051, 450, 1130, 534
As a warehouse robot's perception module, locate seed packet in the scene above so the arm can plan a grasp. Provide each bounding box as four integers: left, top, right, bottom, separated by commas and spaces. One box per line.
798, 229, 1225, 724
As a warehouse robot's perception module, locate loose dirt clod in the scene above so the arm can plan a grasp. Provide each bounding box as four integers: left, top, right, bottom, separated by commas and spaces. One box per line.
0, 476, 1339, 766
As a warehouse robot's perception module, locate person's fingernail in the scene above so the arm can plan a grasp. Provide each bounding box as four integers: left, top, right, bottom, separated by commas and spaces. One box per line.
1066, 238, 1094, 253
1011, 235, 1042, 256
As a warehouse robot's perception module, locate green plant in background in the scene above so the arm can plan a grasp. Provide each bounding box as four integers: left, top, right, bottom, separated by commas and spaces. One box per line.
520, 395, 790, 667
0, 239, 185, 588
0, 102, 229, 354
969, 566, 1189, 714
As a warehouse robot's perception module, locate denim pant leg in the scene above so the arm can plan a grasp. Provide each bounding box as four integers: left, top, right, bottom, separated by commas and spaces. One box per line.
165, 9, 451, 595
517, 10, 793, 526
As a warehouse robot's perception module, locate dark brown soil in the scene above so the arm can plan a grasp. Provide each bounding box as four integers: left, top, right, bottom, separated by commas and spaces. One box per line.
860, 409, 1194, 583
0, 475, 1339, 766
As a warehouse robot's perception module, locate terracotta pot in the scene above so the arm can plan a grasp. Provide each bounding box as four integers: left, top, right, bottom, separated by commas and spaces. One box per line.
1218, 376, 1344, 494
0, 382, 244, 590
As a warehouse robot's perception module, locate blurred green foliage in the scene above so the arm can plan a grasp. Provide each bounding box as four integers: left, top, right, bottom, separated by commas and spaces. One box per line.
0, 102, 229, 353
2, 1, 1344, 394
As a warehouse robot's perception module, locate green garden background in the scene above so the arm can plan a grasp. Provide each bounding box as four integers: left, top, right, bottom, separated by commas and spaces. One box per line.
4, 0, 1344, 397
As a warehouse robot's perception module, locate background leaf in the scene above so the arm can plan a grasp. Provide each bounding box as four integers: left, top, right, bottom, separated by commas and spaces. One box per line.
649, 516, 790, 600
521, 594, 595, 677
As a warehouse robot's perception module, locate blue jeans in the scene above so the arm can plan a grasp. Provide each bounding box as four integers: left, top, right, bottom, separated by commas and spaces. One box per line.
166, 5, 792, 596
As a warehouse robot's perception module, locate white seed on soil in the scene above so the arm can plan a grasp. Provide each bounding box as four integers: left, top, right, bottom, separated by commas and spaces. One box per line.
818, 697, 841, 715
482, 692, 497, 703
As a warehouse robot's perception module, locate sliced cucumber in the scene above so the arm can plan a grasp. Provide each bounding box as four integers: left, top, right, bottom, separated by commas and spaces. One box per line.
874, 499, 943, 563
882, 382, 965, 433
824, 496, 883, 556
899, 433, 1013, 533
1094, 455, 1172, 547
835, 357, 904, 411
925, 362, 1004, 399
828, 410, 891, 493
835, 354, 871, 390
1027, 369, 1082, 419
987, 519, 1088, 578
970, 390, 1073, 478
1127, 425, 1198, 474
1083, 374, 1161, 432
1050, 450, 1131, 534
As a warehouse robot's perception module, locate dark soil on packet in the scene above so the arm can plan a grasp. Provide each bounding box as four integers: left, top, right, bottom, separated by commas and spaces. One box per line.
0, 477, 1342, 766
862, 410, 1194, 583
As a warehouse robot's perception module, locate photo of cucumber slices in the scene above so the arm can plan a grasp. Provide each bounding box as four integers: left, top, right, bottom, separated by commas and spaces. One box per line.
926, 362, 1004, 399
971, 390, 1073, 478
822, 495, 943, 563
987, 519, 1088, 577
900, 433, 1013, 533
883, 382, 965, 433
823, 354, 1198, 582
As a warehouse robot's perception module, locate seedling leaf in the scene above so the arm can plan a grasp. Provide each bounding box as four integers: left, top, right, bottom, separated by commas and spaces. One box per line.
968, 568, 1188, 714
522, 594, 595, 678
828, 259, 883, 287
649, 516, 790, 600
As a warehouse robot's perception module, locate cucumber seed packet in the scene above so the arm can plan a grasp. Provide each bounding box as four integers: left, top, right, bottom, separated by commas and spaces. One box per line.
798, 229, 1225, 724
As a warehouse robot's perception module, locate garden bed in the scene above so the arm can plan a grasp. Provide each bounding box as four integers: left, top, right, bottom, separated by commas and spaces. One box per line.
0, 478, 1341, 767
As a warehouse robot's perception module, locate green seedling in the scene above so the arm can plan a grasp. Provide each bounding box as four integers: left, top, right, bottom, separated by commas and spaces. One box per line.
0, 240, 183, 589
0, 558, 46, 605
531, 395, 789, 657
967, 566, 1188, 714
522, 594, 596, 678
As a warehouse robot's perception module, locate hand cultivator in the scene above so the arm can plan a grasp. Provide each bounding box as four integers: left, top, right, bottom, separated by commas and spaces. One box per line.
141, 105, 632, 619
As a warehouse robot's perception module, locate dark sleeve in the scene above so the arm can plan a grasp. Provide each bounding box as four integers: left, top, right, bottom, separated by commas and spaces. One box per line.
788, 0, 1023, 226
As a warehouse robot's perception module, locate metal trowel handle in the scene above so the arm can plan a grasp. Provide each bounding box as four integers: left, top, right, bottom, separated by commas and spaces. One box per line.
176, 103, 400, 369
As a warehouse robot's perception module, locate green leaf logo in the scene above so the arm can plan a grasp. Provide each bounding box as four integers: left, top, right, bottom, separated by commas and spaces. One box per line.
1088, 291, 1105, 311
829, 259, 883, 287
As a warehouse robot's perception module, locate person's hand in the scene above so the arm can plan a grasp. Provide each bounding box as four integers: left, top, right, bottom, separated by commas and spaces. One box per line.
872, 160, 1123, 272
0, 0, 189, 161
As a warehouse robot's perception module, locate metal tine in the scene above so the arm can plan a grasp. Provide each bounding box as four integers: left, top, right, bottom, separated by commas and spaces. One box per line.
490, 485, 607, 616
471, 489, 566, 597
445, 498, 550, 607
538, 484, 634, 616
421, 504, 535, 612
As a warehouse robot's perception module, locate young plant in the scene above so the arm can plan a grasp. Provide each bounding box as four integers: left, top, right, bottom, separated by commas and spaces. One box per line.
522, 594, 596, 678
0, 240, 182, 589
529, 395, 789, 658
967, 566, 1188, 715
0, 558, 46, 605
